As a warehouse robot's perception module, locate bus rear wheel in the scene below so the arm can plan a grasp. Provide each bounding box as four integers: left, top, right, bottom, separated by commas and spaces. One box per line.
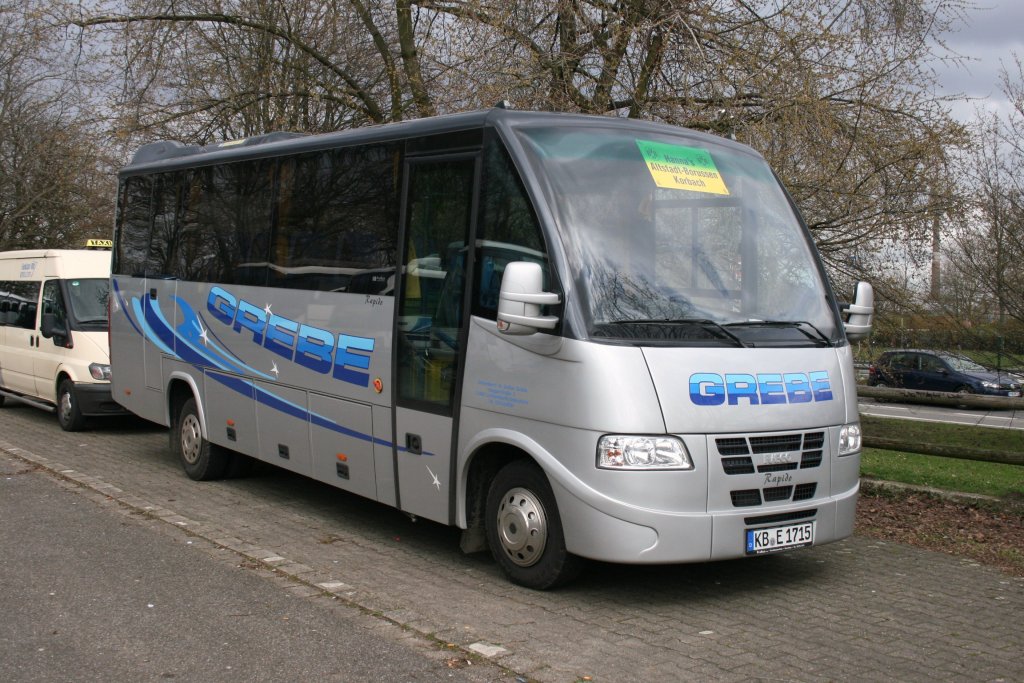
175, 397, 229, 481
485, 460, 583, 590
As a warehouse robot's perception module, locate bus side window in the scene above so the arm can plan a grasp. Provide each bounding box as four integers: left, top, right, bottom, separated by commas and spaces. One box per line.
473, 138, 550, 321
114, 175, 154, 278
272, 144, 399, 292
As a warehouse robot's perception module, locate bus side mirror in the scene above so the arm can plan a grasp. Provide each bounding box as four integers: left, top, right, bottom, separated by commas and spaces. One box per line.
843, 281, 873, 342
497, 261, 560, 335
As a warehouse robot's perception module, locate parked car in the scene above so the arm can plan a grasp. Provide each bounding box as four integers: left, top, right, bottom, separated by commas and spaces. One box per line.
867, 349, 1022, 397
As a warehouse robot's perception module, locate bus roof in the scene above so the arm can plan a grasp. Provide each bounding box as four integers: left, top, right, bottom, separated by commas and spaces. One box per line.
119, 107, 755, 176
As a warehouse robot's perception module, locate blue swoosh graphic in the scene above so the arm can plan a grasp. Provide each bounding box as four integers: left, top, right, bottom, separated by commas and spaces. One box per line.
116, 284, 426, 455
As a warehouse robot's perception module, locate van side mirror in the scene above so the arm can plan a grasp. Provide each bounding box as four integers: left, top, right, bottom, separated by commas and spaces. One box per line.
41, 313, 69, 342
497, 261, 560, 335
843, 281, 873, 342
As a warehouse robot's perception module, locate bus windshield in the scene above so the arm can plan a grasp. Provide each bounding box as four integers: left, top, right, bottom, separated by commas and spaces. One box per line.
515, 126, 839, 346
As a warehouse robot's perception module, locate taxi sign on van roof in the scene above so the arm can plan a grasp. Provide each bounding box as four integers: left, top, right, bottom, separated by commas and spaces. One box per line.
85, 239, 113, 249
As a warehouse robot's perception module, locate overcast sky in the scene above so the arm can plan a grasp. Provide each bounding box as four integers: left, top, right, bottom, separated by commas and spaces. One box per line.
934, 0, 1024, 122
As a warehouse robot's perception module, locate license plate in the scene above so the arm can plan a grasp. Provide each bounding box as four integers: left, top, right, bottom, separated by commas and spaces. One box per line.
745, 522, 815, 555
1009, 392, 1021, 398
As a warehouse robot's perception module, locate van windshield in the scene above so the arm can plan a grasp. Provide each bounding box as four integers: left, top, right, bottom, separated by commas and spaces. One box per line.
65, 278, 110, 327
515, 126, 839, 346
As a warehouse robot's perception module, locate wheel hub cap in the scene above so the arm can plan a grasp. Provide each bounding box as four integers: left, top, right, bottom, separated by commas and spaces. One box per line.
180, 414, 202, 465
496, 487, 548, 567
60, 393, 73, 421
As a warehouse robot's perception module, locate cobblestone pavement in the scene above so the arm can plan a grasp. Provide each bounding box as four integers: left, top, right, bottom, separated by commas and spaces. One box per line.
2, 404, 1021, 682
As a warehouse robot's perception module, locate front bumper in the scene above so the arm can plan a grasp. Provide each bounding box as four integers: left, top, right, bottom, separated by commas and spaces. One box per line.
74, 383, 129, 417
552, 476, 859, 564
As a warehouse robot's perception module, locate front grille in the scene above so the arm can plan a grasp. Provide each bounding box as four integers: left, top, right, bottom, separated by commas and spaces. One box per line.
744, 509, 817, 526
722, 457, 755, 475
763, 485, 793, 502
758, 462, 798, 473
749, 434, 802, 454
793, 483, 817, 501
717, 438, 750, 456
719, 431, 828, 508
801, 450, 823, 468
717, 431, 825, 474
801, 432, 824, 468
730, 483, 817, 507
731, 489, 763, 507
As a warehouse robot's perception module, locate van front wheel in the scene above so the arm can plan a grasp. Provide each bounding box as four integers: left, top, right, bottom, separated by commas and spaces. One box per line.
57, 378, 86, 432
485, 460, 583, 589
175, 397, 229, 480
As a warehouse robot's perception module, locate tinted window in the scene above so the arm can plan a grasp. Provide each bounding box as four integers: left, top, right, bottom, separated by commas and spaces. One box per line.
0, 280, 40, 329
114, 176, 153, 277
273, 144, 400, 292
117, 143, 400, 290
147, 172, 182, 277
473, 138, 549, 320
177, 161, 275, 284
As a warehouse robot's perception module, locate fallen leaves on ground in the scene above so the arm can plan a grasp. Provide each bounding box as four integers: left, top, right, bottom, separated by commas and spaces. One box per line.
855, 487, 1024, 577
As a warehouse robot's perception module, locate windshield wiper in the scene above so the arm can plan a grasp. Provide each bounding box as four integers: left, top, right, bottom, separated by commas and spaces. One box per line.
604, 318, 748, 347
724, 320, 832, 345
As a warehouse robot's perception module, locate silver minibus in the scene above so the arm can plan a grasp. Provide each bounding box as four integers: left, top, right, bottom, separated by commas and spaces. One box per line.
110, 108, 873, 588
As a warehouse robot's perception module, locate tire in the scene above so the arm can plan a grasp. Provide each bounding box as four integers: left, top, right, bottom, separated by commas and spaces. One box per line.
56, 378, 86, 432
956, 385, 973, 394
174, 397, 229, 481
485, 460, 584, 590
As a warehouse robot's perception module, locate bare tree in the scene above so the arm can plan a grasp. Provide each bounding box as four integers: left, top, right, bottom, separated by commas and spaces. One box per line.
946, 106, 1024, 327
64, 0, 970, 289
0, 3, 113, 250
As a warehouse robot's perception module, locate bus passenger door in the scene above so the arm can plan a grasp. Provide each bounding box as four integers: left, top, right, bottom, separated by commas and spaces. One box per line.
394, 157, 477, 525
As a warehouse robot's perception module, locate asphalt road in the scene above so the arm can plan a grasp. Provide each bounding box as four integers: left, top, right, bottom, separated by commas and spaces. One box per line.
1, 403, 1022, 682
0, 448, 511, 682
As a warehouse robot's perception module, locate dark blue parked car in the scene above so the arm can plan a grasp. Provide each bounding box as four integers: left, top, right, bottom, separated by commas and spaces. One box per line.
868, 349, 1022, 396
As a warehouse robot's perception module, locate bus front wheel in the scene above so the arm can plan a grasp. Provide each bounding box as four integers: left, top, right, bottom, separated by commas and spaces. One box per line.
485, 460, 583, 589
175, 397, 229, 481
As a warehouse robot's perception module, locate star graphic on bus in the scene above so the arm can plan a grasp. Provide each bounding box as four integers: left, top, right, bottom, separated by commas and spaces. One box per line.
270, 361, 279, 377
264, 303, 273, 316
426, 465, 441, 490
195, 321, 209, 346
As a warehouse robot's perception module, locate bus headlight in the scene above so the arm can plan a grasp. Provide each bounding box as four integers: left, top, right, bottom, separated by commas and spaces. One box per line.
597, 435, 694, 470
89, 363, 112, 381
838, 423, 861, 455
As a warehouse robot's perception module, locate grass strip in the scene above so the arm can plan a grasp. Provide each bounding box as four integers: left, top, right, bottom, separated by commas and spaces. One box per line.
861, 414, 1024, 465
861, 448, 1024, 499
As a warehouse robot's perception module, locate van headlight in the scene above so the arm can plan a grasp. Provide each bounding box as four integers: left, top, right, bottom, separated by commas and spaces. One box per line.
597, 435, 694, 470
838, 423, 861, 456
89, 363, 112, 381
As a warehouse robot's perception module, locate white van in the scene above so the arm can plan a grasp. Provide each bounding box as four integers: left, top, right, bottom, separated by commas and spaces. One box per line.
0, 245, 125, 430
